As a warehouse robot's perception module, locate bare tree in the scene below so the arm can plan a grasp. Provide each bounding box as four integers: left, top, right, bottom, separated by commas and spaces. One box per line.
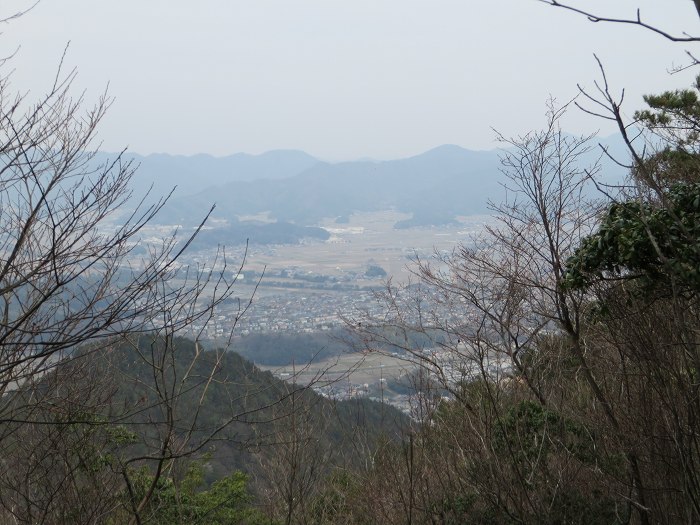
0, 15, 304, 523
348, 69, 700, 522
255, 387, 332, 525
347, 96, 700, 522
354, 100, 600, 396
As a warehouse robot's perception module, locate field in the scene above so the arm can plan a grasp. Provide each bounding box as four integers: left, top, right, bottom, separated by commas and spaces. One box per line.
238, 211, 492, 283
257, 351, 413, 387
198, 212, 492, 396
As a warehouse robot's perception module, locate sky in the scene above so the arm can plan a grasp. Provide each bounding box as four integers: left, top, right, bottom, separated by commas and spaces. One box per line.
2, 0, 699, 161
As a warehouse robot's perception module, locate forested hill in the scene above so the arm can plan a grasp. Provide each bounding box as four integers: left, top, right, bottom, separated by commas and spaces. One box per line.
22, 336, 407, 485
183, 219, 330, 249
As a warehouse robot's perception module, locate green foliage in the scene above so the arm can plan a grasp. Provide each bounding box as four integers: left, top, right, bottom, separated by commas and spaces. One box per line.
493, 401, 596, 466
565, 76, 700, 295
635, 75, 700, 149
124, 463, 271, 525
564, 182, 700, 292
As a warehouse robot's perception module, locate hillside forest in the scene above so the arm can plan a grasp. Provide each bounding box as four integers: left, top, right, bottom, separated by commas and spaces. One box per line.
2, 3, 700, 525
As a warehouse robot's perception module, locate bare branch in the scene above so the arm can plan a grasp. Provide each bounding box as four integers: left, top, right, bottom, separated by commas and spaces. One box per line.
540, 1, 700, 42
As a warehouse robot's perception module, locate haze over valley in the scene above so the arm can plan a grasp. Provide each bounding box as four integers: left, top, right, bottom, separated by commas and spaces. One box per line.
4, 2, 696, 522
121, 139, 625, 412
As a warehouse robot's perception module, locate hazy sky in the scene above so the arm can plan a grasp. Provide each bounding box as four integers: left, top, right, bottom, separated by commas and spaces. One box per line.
3, 1, 699, 160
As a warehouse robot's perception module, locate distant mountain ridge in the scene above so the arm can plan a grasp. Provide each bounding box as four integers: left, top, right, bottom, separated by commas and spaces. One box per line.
152, 144, 506, 228
108, 138, 628, 235
98, 149, 320, 199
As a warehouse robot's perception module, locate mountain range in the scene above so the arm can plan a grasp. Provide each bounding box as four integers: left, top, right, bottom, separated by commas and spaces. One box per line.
109, 138, 628, 236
